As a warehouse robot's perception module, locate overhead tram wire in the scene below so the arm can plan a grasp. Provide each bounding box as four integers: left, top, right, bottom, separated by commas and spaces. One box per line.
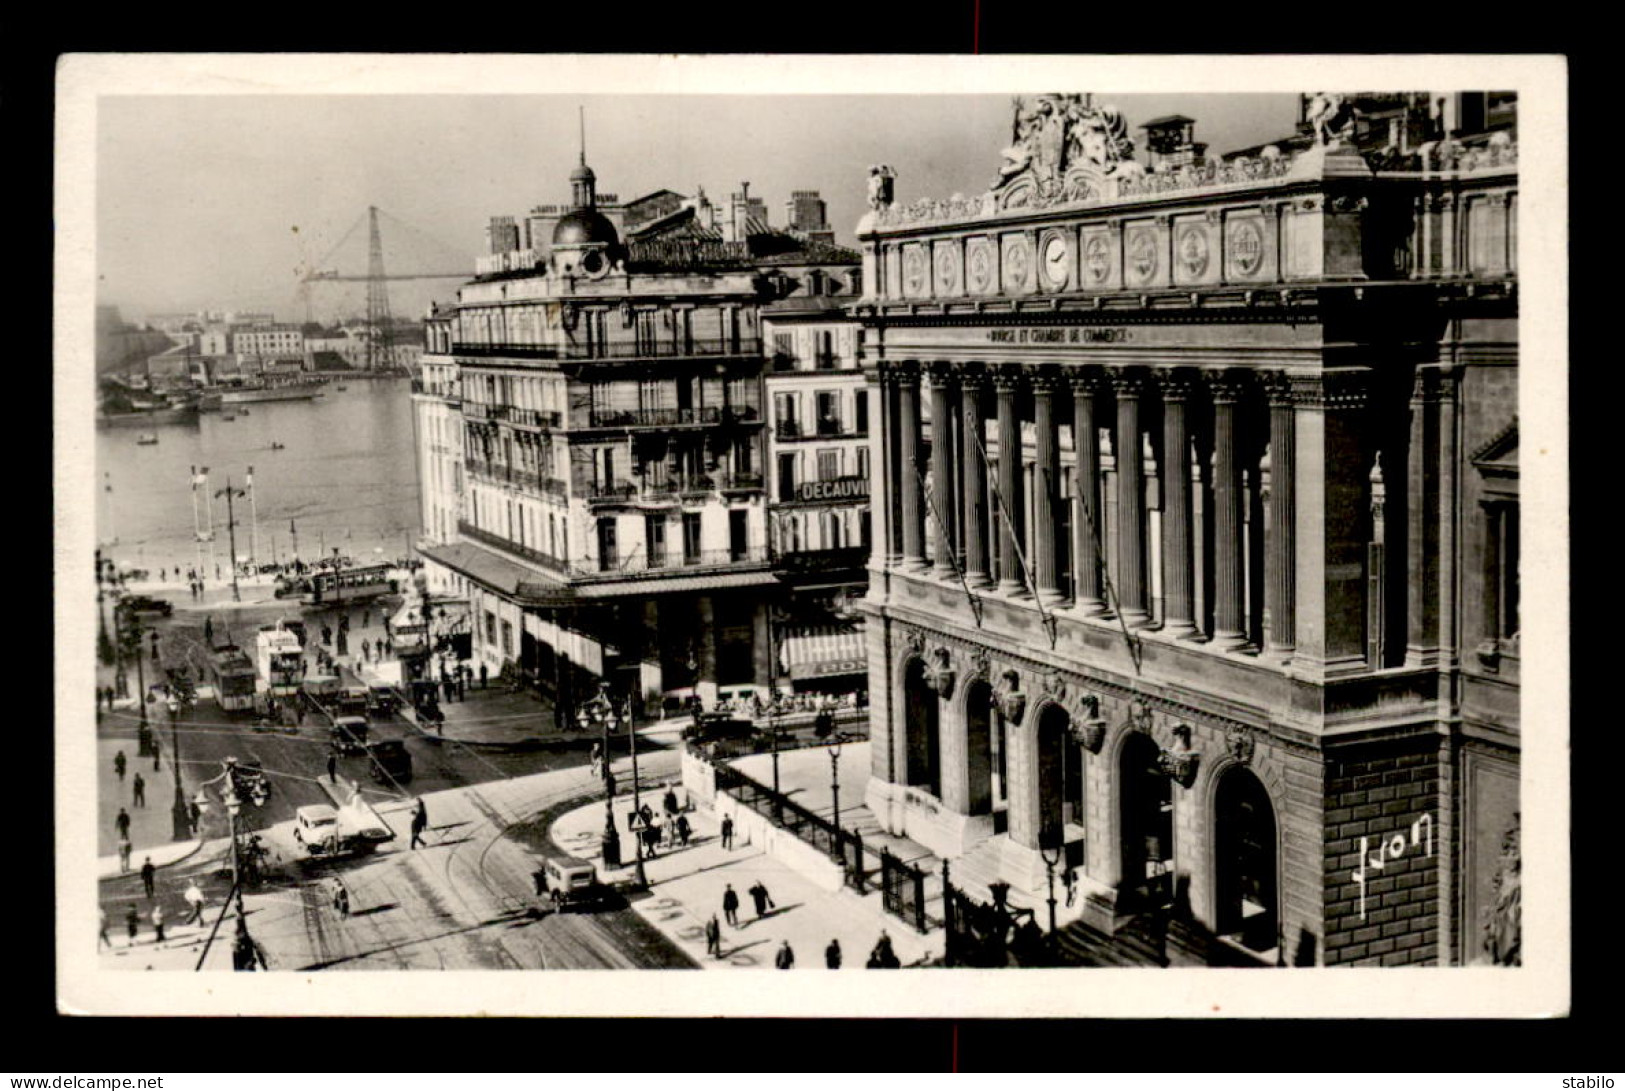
914, 457, 983, 629
967, 425, 1058, 649
1071, 475, 1143, 677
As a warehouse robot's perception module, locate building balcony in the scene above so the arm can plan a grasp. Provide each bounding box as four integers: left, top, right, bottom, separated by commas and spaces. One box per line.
497, 406, 562, 429
586, 482, 638, 507
774, 545, 870, 576
462, 402, 496, 420
452, 336, 762, 363
466, 460, 547, 492
719, 471, 765, 494
582, 545, 770, 582
456, 519, 566, 575
775, 420, 868, 442
590, 406, 723, 429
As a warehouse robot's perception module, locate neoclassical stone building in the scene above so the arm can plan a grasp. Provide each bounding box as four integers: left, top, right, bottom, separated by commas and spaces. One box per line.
855, 94, 1519, 966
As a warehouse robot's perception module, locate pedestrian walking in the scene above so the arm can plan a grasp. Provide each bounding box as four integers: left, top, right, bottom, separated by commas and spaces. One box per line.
775, 940, 795, 970
99, 906, 111, 949
705, 914, 722, 959
327, 753, 337, 782
663, 788, 679, 820
183, 881, 206, 925
118, 837, 132, 873
722, 884, 740, 927
114, 751, 127, 784
140, 856, 156, 900
410, 799, 428, 849
589, 742, 603, 778
361, 638, 371, 661
1063, 865, 1078, 908
124, 903, 139, 946
825, 938, 842, 969
479, 662, 488, 689
676, 813, 691, 847
114, 807, 131, 841
204, 616, 214, 645
331, 878, 351, 917
720, 814, 734, 850
867, 931, 900, 969
151, 734, 162, 771
151, 903, 165, 944
132, 772, 146, 808
749, 880, 775, 920
186, 800, 201, 834
641, 821, 661, 859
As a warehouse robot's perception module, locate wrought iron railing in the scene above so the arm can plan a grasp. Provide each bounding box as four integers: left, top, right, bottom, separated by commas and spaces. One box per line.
453, 336, 761, 361
707, 757, 931, 932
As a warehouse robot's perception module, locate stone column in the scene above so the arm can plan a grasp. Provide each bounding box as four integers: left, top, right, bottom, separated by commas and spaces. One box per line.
1069, 370, 1105, 613
1206, 370, 1248, 648
1437, 365, 1460, 670
994, 368, 1026, 595
960, 368, 992, 588
1405, 367, 1440, 666
864, 366, 889, 571
929, 363, 958, 578
1031, 370, 1064, 604
1264, 372, 1297, 658
883, 369, 903, 566
1157, 370, 1197, 635
898, 366, 926, 568
1110, 368, 1148, 624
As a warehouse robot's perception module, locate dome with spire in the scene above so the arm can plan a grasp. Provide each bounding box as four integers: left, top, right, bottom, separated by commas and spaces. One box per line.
552, 207, 619, 247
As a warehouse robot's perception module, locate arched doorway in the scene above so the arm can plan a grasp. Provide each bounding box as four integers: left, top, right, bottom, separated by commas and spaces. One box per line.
903, 658, 941, 798
1214, 766, 1278, 954
1037, 704, 1087, 867
1119, 732, 1173, 910
965, 679, 995, 819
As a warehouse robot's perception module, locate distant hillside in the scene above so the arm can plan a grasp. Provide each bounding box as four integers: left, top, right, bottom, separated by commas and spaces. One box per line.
96, 327, 180, 376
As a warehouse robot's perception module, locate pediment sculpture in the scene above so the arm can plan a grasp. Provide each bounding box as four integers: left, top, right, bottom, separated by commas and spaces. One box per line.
867, 164, 897, 211
992, 94, 1139, 211
1226, 724, 1256, 765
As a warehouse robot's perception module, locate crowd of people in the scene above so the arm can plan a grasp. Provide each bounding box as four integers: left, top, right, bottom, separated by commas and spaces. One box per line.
709, 689, 867, 719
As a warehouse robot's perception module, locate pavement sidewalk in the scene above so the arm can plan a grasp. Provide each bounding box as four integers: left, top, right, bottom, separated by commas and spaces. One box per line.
551, 783, 940, 970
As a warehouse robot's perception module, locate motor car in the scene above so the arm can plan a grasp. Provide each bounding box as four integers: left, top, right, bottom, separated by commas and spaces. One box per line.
330, 715, 371, 755
117, 594, 173, 618
681, 712, 758, 744
534, 855, 615, 912
292, 804, 340, 855
337, 686, 370, 716
365, 738, 413, 784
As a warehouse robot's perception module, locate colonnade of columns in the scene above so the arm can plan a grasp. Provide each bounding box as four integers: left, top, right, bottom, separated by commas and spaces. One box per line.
871, 360, 1300, 656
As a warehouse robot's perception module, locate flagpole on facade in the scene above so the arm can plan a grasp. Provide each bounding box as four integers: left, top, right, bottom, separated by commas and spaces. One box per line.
247, 465, 260, 577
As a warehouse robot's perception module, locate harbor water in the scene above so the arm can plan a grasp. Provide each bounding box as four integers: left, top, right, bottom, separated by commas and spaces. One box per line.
94, 379, 422, 576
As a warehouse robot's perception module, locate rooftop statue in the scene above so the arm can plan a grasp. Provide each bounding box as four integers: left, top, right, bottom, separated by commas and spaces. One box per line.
867, 165, 897, 211
990, 94, 1139, 210
1305, 91, 1356, 147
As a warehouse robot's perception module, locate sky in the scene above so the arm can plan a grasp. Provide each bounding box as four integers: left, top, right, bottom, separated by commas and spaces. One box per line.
95, 88, 1301, 325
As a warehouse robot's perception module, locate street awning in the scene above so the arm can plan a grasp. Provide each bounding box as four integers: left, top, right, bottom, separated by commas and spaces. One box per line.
781, 625, 868, 681
418, 541, 576, 608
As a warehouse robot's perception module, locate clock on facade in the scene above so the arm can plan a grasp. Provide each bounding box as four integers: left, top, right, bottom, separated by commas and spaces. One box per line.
1042, 234, 1071, 289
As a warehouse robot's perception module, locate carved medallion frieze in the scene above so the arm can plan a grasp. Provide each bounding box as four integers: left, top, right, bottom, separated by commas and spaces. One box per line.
1001, 234, 1033, 295
1126, 227, 1159, 285
933, 242, 963, 298
966, 237, 996, 296
903, 246, 929, 298
1176, 224, 1210, 279
1083, 232, 1112, 286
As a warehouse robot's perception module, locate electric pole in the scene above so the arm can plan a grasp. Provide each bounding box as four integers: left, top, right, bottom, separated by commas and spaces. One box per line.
216, 477, 248, 602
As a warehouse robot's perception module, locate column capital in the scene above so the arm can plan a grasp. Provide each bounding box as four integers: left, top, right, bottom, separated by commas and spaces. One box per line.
1067, 368, 1106, 397
1027, 368, 1061, 395
991, 367, 1024, 395
1106, 366, 1145, 398
894, 362, 922, 389
1261, 370, 1296, 407
1289, 369, 1369, 411
1153, 368, 1196, 402
926, 360, 956, 389
1409, 366, 1441, 404
1201, 368, 1251, 404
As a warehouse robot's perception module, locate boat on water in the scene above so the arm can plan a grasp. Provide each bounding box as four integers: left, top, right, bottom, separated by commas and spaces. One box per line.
136, 433, 158, 445
221, 413, 237, 421
335, 384, 348, 391
219, 380, 326, 405
270, 441, 286, 450
98, 401, 201, 427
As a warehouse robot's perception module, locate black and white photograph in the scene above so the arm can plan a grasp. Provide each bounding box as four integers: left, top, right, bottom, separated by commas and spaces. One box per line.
54, 53, 1568, 1018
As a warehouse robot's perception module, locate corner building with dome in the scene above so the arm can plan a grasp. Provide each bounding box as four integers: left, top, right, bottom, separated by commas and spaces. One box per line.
853, 92, 1520, 966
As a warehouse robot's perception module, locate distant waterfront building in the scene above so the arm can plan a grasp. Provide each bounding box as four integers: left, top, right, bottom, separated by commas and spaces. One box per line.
232, 325, 305, 359
853, 93, 1518, 966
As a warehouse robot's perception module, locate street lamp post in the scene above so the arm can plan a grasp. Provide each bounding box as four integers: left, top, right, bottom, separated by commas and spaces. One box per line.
1039, 825, 1063, 962
215, 477, 248, 603
625, 695, 646, 890
169, 692, 192, 842
577, 685, 621, 869
828, 731, 846, 851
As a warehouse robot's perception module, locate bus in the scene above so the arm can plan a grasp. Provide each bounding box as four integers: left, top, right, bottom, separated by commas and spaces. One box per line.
298, 564, 400, 607
255, 624, 305, 698
209, 643, 259, 712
